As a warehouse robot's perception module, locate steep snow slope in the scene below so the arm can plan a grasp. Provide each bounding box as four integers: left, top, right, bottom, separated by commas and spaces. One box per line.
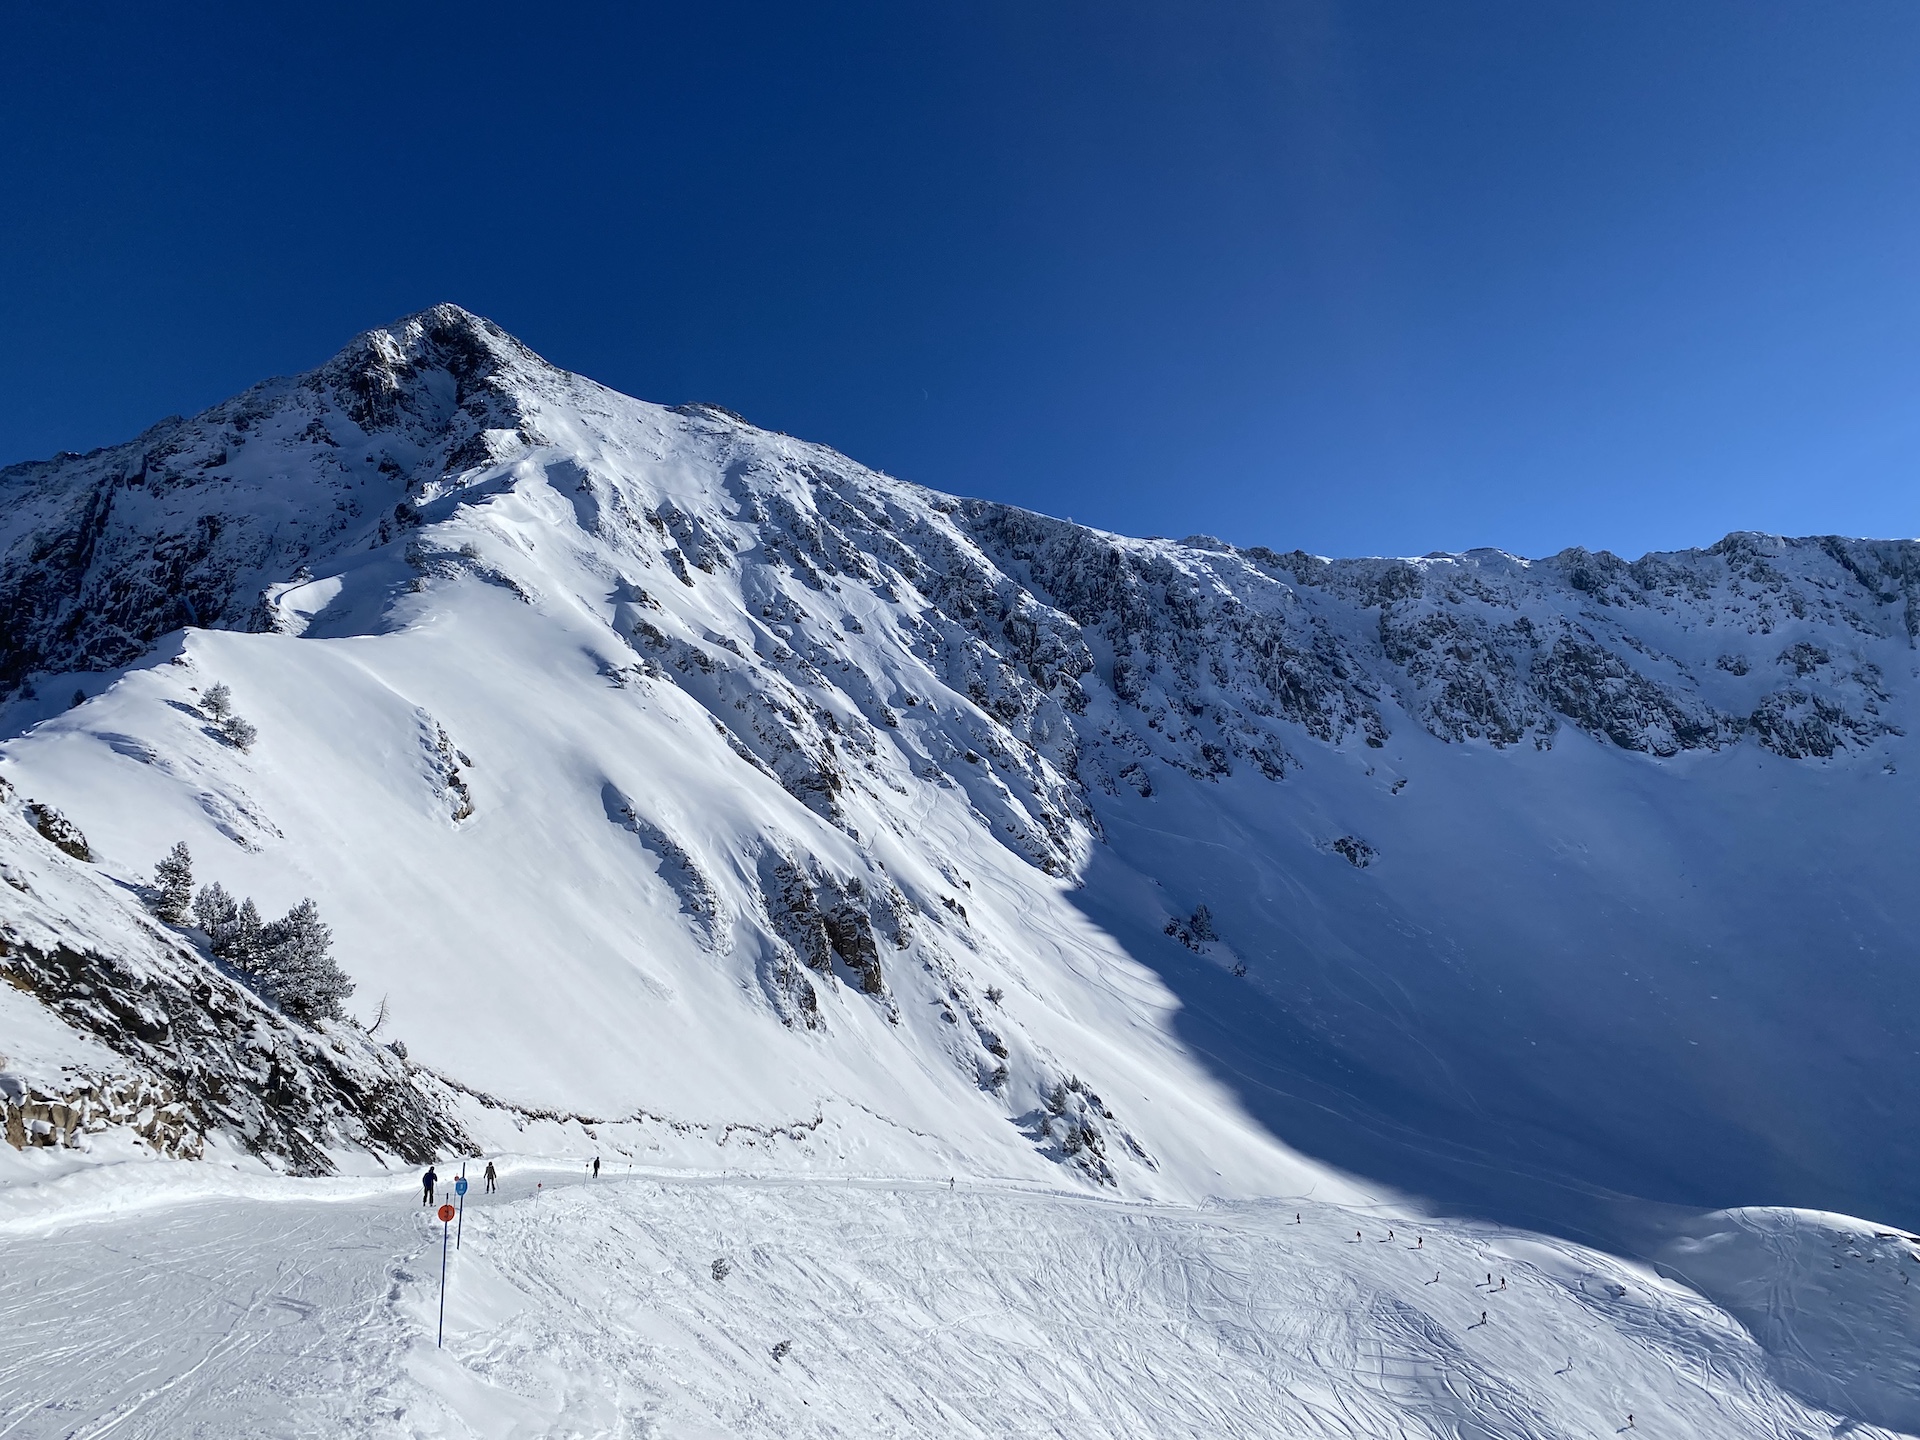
3, 305, 1917, 1247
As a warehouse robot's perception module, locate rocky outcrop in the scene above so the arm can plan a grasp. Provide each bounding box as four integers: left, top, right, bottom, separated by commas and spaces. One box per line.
26, 801, 91, 861
1, 933, 469, 1174
1, 1068, 199, 1157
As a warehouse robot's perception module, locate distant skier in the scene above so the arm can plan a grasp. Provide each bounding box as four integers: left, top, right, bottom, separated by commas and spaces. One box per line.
1499, 1276, 1506, 1291
592, 1156, 601, 1178
483, 1160, 497, 1194
422, 1166, 438, 1206
1416, 1236, 1423, 1249
1480, 1310, 1487, 1324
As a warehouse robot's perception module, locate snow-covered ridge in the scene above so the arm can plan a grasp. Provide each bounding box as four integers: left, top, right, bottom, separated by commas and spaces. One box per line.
1, 305, 1916, 1253
5, 304, 1912, 767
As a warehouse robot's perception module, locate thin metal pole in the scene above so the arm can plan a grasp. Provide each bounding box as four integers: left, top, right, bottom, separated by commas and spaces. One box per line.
437, 1216, 450, 1347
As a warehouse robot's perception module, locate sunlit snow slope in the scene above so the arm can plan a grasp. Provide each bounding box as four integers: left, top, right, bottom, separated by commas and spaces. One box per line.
3, 304, 1917, 1247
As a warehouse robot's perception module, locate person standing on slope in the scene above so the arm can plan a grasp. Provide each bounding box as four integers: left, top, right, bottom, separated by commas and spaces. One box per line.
484, 1160, 497, 1194
422, 1166, 438, 1206
592, 1156, 601, 1179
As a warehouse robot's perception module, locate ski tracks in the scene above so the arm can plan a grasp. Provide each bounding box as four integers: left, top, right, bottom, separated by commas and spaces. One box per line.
1, 1176, 1910, 1439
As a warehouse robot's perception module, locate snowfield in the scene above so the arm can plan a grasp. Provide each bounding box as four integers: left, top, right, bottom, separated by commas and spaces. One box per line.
3, 305, 1920, 1435
6, 1164, 1916, 1439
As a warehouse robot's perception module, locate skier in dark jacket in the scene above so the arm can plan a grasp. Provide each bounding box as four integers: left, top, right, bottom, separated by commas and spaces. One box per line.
591, 1155, 600, 1178
422, 1167, 438, 1206
483, 1160, 497, 1194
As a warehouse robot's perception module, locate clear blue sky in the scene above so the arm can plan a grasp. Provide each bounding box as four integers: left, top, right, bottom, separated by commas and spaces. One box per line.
4, 2, 1918, 559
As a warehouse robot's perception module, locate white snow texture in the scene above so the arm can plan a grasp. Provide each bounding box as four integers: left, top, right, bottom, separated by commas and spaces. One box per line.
2, 305, 1918, 1437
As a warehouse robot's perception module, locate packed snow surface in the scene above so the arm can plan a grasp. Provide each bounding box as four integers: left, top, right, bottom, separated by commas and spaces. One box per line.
5, 1164, 1918, 1439
3, 305, 1919, 1434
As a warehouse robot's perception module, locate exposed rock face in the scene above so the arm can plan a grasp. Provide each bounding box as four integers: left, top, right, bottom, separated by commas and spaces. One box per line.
758, 859, 888, 999
1, 1070, 198, 1157
26, 800, 91, 861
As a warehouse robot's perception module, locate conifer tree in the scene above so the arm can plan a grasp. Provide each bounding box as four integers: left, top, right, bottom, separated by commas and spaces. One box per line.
257, 898, 353, 1022
1190, 904, 1217, 942
229, 898, 265, 976
202, 683, 233, 721
153, 842, 194, 922
193, 881, 238, 946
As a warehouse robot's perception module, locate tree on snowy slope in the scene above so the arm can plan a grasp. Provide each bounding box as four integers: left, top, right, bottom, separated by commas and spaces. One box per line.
152, 842, 193, 923
191, 881, 237, 947
192, 883, 262, 973
191, 884, 351, 1021
257, 899, 353, 1023
200, 682, 258, 752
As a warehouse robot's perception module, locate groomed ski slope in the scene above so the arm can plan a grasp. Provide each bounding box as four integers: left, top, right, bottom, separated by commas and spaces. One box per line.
3, 1163, 1915, 1439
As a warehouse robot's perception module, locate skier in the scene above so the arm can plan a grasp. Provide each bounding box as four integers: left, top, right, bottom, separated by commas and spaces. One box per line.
1480, 1310, 1487, 1324
592, 1155, 601, 1178
1499, 1276, 1507, 1291
422, 1166, 438, 1206
1416, 1236, 1423, 1249
484, 1160, 497, 1194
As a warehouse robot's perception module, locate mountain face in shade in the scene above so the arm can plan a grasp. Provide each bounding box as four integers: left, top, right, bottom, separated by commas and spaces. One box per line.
3, 306, 1918, 1249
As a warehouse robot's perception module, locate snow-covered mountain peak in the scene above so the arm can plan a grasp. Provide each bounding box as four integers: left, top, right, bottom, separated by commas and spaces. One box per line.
311, 302, 547, 448
4, 309, 1920, 1263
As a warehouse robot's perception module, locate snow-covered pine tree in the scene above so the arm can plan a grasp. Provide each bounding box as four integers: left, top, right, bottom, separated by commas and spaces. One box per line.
257, 898, 353, 1022
229, 898, 265, 977
153, 842, 194, 922
192, 881, 238, 946
199, 682, 257, 749
1190, 904, 1217, 942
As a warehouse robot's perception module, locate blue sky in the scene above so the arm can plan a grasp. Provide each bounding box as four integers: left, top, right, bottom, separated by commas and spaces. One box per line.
4, 2, 1917, 559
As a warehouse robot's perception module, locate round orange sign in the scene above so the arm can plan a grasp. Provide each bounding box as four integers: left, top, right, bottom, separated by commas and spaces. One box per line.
438, 1203, 456, 1222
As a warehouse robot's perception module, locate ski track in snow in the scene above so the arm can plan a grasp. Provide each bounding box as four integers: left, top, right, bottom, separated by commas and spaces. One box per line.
1, 1170, 1901, 1439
